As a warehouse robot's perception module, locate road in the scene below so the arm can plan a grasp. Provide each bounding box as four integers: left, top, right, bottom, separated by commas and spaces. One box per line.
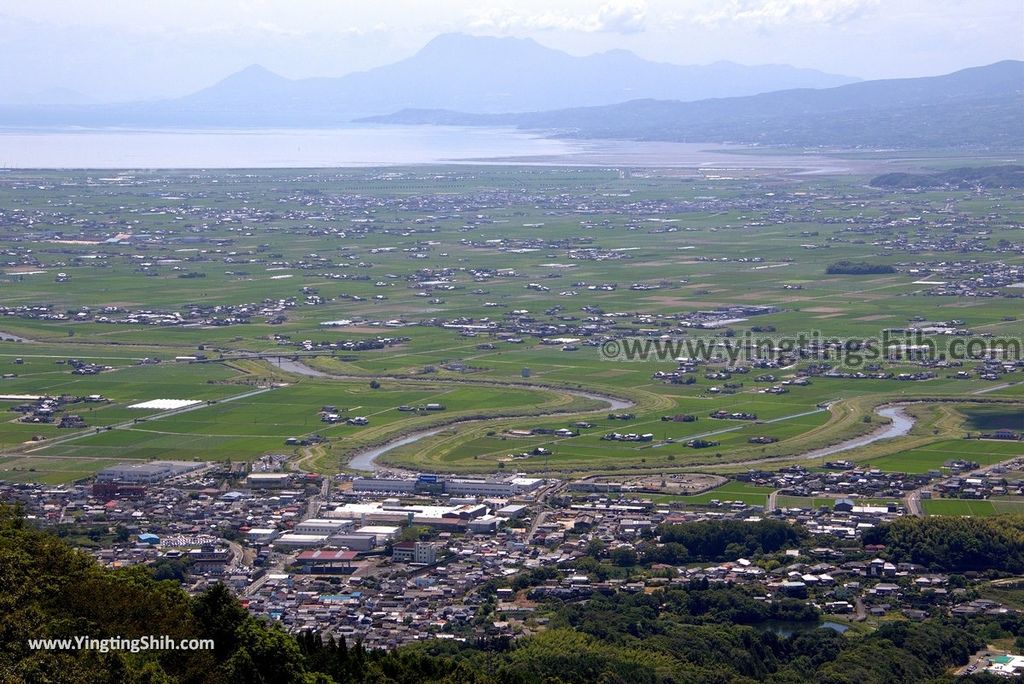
972, 381, 1022, 395
8, 385, 277, 456
528, 479, 569, 539
226, 540, 245, 567
306, 475, 330, 518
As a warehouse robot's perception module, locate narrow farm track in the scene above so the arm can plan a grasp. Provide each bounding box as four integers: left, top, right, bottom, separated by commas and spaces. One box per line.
3, 386, 277, 457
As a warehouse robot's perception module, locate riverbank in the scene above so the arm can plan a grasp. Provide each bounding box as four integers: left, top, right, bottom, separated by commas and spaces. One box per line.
274, 357, 634, 472
801, 404, 916, 461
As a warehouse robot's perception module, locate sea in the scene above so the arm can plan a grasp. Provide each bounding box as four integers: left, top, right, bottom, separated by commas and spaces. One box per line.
0, 125, 580, 168
0, 125, 876, 173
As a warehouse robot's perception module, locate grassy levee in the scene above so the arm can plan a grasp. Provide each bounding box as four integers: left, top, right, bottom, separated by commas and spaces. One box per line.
308, 390, 604, 473
704, 396, 1023, 475
273, 358, 647, 473
297, 350, 1022, 475
372, 385, 672, 473
395, 394, 865, 475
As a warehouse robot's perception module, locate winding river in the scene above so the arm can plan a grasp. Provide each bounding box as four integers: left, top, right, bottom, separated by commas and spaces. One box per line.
271, 357, 917, 472
271, 357, 633, 471
801, 405, 915, 461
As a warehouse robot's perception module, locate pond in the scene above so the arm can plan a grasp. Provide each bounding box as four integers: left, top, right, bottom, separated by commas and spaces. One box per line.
753, 620, 849, 637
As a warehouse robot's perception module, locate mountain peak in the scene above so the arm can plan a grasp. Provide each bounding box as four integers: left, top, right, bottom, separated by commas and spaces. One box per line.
180, 64, 289, 105
211, 64, 287, 90
229, 64, 282, 80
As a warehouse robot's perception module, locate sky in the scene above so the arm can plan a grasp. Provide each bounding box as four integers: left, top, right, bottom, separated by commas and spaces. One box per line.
1, 0, 1021, 102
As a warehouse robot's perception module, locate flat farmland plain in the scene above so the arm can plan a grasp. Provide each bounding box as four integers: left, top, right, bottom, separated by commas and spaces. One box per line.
0, 165, 1020, 481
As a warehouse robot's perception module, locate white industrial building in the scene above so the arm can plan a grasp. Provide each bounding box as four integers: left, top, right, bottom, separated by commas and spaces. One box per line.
354, 525, 400, 542
352, 477, 417, 494
273, 533, 329, 549
444, 479, 515, 496
246, 528, 279, 544
293, 518, 352, 535
96, 460, 205, 483
349, 474, 544, 497
496, 504, 529, 519
323, 502, 455, 524
328, 533, 378, 552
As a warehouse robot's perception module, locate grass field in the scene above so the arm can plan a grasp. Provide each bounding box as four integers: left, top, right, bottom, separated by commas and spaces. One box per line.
0, 455, 125, 484
638, 481, 774, 507
866, 439, 1024, 474
921, 499, 1010, 516
28, 380, 555, 464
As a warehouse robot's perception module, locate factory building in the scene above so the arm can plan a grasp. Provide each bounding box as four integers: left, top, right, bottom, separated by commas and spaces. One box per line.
96, 461, 205, 484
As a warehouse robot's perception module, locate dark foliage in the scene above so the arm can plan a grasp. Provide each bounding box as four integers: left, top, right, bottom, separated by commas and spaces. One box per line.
825, 261, 897, 275
863, 515, 1024, 573
870, 165, 1024, 189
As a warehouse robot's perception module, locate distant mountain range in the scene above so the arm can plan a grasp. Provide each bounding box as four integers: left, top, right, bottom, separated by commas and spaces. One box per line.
2, 34, 1018, 149
363, 60, 1024, 148
0, 33, 857, 127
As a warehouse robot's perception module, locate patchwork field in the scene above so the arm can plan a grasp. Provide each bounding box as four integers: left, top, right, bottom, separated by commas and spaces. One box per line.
866, 439, 1024, 474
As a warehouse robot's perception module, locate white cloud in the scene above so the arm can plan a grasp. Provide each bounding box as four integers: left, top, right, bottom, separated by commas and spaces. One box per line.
592, 1, 648, 33
471, 0, 648, 34
689, 0, 879, 27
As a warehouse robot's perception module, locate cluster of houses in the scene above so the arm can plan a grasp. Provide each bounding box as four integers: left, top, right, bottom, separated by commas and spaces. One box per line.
5, 392, 107, 427
928, 459, 1024, 501
738, 464, 934, 500
915, 260, 1024, 298
601, 431, 654, 443
316, 406, 371, 426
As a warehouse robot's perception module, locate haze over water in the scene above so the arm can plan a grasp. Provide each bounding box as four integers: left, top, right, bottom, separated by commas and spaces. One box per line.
0, 125, 574, 168
0, 125, 882, 172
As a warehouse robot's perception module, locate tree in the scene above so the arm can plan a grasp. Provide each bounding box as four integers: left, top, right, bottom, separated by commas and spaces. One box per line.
610, 547, 637, 567
151, 558, 188, 582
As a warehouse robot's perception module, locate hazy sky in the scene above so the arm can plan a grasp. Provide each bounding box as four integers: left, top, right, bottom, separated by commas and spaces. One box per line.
2, 0, 1021, 101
